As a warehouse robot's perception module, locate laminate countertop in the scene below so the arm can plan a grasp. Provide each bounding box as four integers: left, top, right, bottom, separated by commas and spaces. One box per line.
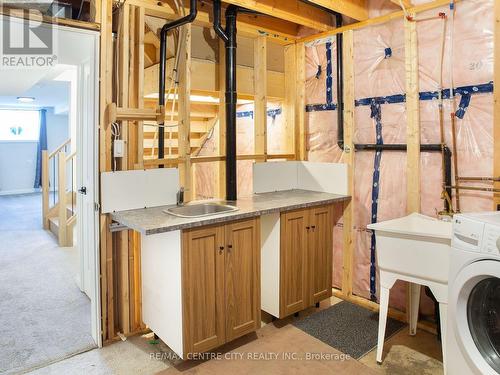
111, 189, 350, 235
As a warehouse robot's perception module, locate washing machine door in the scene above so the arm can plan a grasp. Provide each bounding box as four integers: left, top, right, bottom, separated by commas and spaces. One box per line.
451, 259, 500, 375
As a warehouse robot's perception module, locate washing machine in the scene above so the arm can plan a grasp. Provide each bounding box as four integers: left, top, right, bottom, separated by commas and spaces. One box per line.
447, 212, 500, 375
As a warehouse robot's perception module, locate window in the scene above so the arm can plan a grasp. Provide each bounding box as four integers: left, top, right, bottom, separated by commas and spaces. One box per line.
0, 110, 40, 141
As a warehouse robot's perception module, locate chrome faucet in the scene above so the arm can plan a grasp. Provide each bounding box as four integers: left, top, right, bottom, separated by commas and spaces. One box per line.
176, 187, 185, 206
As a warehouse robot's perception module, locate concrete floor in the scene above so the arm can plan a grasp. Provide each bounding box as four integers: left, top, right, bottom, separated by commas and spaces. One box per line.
30, 296, 444, 375
0, 193, 94, 374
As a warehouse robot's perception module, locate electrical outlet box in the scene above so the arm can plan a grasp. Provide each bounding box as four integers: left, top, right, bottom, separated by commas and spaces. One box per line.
114, 139, 124, 158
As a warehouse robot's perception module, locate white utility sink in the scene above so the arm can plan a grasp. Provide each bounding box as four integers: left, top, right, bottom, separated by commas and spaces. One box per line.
368, 212, 452, 370
368, 212, 452, 284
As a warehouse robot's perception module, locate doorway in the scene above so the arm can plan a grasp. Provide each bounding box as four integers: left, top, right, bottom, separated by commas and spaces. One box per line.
0, 16, 100, 374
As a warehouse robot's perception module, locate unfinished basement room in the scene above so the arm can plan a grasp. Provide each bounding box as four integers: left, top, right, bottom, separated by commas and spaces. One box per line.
0, 0, 499, 374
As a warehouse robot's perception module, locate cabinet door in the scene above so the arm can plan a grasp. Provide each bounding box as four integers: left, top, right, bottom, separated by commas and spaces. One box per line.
308, 205, 333, 304
182, 225, 225, 354
225, 218, 261, 342
280, 209, 308, 317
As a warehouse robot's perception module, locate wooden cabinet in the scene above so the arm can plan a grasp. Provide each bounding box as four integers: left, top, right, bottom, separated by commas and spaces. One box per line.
280, 209, 308, 316
279, 205, 333, 317
182, 218, 260, 355
309, 206, 333, 304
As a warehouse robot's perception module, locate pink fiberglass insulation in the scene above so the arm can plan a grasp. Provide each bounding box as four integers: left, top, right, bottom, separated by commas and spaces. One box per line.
305, 0, 494, 315
193, 102, 287, 200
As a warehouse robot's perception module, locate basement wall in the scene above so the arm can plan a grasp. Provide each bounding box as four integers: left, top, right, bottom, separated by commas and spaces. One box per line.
305, 0, 494, 315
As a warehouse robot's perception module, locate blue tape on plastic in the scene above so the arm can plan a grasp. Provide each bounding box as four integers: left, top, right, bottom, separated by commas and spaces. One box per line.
455, 93, 471, 119
236, 108, 282, 119
326, 42, 333, 104
369, 101, 383, 301
307, 81, 493, 116
305, 103, 338, 112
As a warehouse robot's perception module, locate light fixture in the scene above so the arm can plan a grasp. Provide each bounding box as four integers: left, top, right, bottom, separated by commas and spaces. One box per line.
17, 96, 35, 103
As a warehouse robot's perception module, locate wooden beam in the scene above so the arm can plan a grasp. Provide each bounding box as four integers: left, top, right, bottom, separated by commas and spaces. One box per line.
117, 3, 131, 335
217, 40, 226, 199
126, 0, 298, 44
299, 0, 459, 44
221, 0, 335, 31
405, 16, 420, 213
284, 44, 297, 156
340, 30, 355, 297
494, 0, 500, 210
0, 6, 100, 31
404, 15, 420, 327
143, 59, 286, 100
178, 24, 193, 202
98, 0, 113, 343
390, 0, 413, 8
254, 36, 267, 161
305, 0, 368, 21
295, 42, 306, 160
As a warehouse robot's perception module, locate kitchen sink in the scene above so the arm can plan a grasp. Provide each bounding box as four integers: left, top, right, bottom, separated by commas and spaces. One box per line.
164, 202, 239, 218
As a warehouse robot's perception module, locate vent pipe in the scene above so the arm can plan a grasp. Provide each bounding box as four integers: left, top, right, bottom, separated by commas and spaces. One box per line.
213, 0, 258, 201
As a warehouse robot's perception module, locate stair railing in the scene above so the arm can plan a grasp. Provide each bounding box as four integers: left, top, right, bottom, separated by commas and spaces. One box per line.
41, 138, 76, 246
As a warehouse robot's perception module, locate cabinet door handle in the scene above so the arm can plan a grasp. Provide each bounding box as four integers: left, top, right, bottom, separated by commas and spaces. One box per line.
219, 246, 224, 253
228, 244, 233, 249
311, 225, 316, 231
306, 226, 310, 231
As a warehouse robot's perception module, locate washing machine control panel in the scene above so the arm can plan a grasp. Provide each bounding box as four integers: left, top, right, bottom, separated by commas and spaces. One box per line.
452, 216, 483, 252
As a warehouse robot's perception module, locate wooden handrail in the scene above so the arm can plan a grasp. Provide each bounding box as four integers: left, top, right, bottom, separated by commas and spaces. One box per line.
49, 138, 71, 158
66, 151, 77, 162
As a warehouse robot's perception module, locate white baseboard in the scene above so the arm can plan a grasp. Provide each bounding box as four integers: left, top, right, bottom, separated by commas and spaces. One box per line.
0, 188, 41, 196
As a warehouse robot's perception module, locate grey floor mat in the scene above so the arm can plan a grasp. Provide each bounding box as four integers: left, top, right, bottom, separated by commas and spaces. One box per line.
293, 300, 406, 359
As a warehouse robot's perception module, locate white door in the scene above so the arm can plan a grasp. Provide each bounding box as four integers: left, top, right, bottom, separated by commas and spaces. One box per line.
450, 259, 500, 375
74, 30, 101, 347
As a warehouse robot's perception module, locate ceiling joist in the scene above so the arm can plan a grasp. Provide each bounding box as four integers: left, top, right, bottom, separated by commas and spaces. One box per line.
389, 0, 413, 8
303, 0, 368, 21
221, 0, 336, 31
126, 0, 298, 44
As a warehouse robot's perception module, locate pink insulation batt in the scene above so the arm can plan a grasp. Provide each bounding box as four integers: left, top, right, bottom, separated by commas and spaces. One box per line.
304, 0, 494, 315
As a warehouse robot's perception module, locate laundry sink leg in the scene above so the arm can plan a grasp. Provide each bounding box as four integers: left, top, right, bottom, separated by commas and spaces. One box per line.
409, 283, 421, 335
439, 302, 448, 374
376, 286, 390, 364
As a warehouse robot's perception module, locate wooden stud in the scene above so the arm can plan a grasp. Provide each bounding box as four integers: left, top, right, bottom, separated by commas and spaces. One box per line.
98, 0, 114, 341
284, 44, 297, 156
405, 17, 421, 213
217, 40, 226, 199
254, 36, 267, 161
117, 4, 131, 335
341, 30, 355, 297
405, 15, 421, 326
295, 42, 306, 160
178, 24, 193, 202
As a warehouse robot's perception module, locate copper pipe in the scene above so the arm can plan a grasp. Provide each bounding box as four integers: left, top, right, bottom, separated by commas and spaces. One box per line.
448, 185, 500, 193
457, 177, 500, 182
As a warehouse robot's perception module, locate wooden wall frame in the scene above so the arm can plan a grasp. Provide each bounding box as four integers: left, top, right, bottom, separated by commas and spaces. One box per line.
96, 0, 498, 344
